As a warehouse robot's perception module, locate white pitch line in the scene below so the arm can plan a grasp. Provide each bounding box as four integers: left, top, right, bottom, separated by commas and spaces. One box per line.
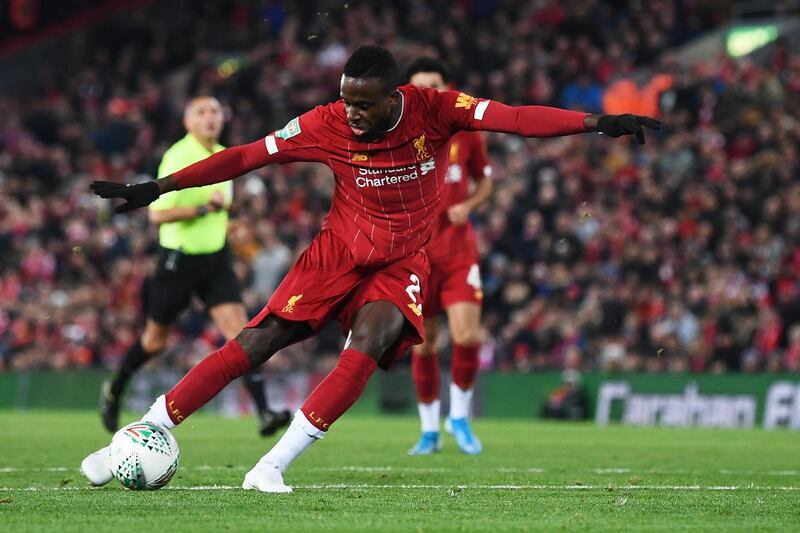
2, 484, 800, 492
0, 467, 69, 473
313, 466, 451, 472
4, 465, 800, 476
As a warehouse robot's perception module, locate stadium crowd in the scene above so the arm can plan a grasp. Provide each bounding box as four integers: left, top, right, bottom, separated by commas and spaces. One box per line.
2, 0, 799, 375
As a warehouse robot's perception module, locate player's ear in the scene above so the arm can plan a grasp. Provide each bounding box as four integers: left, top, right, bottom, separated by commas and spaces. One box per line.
386, 89, 401, 106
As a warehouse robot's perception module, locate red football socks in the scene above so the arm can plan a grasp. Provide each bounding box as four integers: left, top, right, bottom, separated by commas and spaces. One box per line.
164, 339, 251, 425
411, 351, 440, 403
451, 344, 479, 390
301, 349, 377, 431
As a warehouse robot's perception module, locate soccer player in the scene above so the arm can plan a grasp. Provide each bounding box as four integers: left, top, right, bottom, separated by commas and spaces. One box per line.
82, 45, 658, 492
99, 96, 290, 437
405, 58, 491, 455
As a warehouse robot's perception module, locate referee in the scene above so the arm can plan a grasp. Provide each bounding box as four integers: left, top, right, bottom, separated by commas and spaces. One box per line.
100, 96, 290, 437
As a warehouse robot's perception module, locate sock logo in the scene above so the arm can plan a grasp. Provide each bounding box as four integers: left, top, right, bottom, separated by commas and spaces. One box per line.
307, 410, 330, 430
168, 400, 184, 423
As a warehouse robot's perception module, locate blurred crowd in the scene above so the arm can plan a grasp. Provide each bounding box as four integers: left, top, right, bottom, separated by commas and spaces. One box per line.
2, 0, 799, 375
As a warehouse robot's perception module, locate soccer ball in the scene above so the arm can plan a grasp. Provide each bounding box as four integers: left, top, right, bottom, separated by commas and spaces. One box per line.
109, 421, 180, 490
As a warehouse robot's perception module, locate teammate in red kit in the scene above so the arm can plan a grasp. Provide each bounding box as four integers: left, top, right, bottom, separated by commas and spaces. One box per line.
82, 45, 659, 492
406, 58, 492, 455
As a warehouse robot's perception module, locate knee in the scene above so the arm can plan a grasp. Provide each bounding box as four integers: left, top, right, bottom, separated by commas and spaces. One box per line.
349, 321, 404, 361
450, 327, 481, 347
234, 317, 299, 367
413, 337, 438, 356
234, 328, 275, 367
141, 329, 168, 354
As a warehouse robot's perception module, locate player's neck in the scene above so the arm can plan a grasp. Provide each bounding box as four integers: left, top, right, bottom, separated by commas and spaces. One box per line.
385, 91, 404, 133
362, 92, 404, 142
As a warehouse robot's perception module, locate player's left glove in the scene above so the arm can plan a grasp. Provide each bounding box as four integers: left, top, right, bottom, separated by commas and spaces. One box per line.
90, 180, 160, 213
596, 114, 661, 145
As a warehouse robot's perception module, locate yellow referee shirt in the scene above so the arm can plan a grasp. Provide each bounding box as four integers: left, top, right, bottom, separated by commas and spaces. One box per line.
149, 134, 233, 255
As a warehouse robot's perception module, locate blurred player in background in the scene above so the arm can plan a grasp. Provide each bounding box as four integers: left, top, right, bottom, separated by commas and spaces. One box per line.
83, 45, 658, 492
406, 58, 492, 456
99, 96, 290, 437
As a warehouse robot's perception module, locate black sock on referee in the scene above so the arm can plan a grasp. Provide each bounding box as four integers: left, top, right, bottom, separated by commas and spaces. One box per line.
242, 371, 269, 415
109, 339, 155, 398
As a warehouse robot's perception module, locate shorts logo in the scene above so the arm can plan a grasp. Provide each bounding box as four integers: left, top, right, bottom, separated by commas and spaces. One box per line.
275, 117, 301, 140
412, 134, 431, 161
455, 92, 478, 110
282, 294, 303, 313
351, 152, 368, 162
407, 303, 423, 317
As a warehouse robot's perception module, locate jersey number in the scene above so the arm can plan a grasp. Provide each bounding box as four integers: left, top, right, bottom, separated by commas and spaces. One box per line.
406, 274, 421, 303
467, 264, 482, 290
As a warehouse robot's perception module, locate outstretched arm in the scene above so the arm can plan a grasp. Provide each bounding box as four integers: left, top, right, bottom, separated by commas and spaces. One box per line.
91, 140, 270, 213
436, 91, 660, 144
162, 139, 270, 193
92, 110, 323, 213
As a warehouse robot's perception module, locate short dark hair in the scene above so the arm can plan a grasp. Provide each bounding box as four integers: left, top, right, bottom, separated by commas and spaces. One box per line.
343, 45, 399, 92
405, 57, 449, 84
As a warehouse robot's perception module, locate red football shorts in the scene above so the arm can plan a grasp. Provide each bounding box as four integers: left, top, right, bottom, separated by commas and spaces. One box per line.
423, 260, 483, 317
246, 229, 430, 369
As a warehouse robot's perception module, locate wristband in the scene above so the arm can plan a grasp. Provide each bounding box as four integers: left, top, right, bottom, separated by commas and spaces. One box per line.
196, 205, 209, 217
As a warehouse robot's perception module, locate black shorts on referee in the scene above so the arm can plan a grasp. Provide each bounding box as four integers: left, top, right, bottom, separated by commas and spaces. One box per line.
145, 245, 243, 325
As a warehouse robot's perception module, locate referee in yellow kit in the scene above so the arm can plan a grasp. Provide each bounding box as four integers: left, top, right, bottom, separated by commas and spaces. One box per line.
100, 96, 290, 437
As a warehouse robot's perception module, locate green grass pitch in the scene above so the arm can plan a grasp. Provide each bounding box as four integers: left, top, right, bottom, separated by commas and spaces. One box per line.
1, 411, 799, 531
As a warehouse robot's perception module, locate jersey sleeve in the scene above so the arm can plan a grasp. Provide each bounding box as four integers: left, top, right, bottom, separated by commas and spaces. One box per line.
433, 90, 589, 138
171, 108, 326, 190
467, 133, 492, 182
262, 107, 327, 165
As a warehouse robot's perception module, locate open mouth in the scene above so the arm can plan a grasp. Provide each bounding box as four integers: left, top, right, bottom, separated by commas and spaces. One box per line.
350, 124, 367, 136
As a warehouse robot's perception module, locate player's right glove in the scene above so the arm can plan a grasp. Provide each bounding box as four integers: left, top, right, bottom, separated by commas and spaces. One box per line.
596, 114, 661, 145
90, 180, 160, 213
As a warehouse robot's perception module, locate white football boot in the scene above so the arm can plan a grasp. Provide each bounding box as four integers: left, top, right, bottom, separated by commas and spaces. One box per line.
80, 446, 113, 486
242, 459, 292, 493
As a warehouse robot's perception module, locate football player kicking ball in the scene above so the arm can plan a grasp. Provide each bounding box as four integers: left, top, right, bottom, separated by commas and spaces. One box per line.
82, 45, 659, 493
406, 58, 492, 455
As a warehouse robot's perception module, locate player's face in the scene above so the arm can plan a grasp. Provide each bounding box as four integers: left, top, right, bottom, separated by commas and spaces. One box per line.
409, 71, 447, 92
184, 97, 224, 142
340, 76, 400, 141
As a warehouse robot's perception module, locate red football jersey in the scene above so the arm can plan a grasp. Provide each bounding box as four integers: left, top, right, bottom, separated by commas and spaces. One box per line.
425, 131, 490, 268
172, 85, 589, 265
259, 86, 496, 265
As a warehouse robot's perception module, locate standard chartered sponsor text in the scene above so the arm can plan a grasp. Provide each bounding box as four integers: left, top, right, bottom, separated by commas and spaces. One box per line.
355, 159, 435, 188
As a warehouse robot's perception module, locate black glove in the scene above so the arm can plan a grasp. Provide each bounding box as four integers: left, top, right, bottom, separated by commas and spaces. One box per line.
90, 181, 160, 213
596, 114, 661, 145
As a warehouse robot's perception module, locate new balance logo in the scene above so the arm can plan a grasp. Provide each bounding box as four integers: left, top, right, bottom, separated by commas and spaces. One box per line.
455, 92, 478, 110
351, 152, 368, 162
407, 303, 423, 317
